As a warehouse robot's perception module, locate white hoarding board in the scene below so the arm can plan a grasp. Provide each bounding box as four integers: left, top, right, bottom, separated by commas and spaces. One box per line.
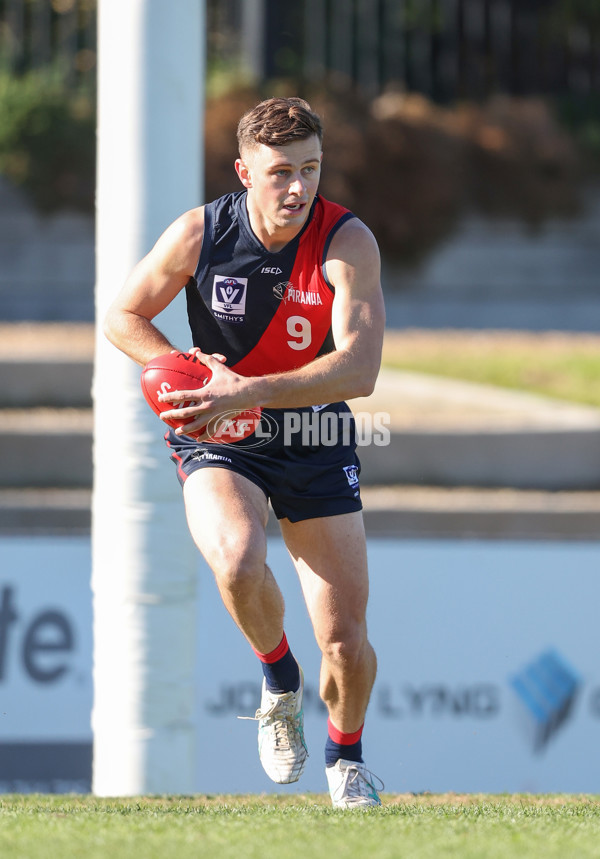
0, 538, 93, 792
1, 536, 599, 794
197, 539, 600, 796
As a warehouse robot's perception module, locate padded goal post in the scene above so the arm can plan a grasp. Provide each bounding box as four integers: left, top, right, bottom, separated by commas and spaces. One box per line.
92, 0, 205, 795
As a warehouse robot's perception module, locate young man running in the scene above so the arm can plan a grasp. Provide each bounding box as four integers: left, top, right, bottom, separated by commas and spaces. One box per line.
104, 97, 385, 807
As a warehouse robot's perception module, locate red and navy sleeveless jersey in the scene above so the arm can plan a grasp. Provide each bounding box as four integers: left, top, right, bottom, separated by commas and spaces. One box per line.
185, 191, 355, 376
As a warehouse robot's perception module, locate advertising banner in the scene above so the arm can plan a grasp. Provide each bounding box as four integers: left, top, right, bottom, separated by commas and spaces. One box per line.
1, 536, 599, 794
198, 540, 600, 796
0, 538, 93, 793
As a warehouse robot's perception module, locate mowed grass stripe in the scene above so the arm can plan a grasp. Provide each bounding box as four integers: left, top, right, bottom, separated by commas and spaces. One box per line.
1, 794, 600, 859
382, 330, 600, 408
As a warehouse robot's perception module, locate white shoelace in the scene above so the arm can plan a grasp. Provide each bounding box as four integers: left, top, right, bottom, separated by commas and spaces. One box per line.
238, 693, 303, 751
334, 764, 384, 804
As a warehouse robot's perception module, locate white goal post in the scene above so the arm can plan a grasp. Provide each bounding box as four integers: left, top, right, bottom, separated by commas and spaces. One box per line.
92, 0, 205, 795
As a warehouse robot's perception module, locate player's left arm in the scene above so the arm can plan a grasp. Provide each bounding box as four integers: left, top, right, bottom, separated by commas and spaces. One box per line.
252, 216, 385, 407
323, 216, 386, 397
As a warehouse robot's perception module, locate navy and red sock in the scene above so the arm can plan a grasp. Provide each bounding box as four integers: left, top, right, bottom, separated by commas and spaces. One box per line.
325, 717, 364, 766
253, 631, 300, 694
254, 638, 364, 766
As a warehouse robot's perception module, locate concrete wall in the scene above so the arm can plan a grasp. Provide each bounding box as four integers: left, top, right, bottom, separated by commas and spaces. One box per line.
0, 179, 94, 322
383, 185, 600, 331
1, 176, 600, 330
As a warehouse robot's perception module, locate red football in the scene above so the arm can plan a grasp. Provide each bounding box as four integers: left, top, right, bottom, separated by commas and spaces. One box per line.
140, 351, 212, 437
140, 351, 263, 443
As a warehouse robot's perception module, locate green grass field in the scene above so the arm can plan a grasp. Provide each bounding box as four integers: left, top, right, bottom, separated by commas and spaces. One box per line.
382, 330, 600, 408
2, 794, 600, 859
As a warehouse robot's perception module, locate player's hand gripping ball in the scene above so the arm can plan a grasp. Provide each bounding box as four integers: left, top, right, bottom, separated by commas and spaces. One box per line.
140, 351, 262, 443
140, 351, 212, 437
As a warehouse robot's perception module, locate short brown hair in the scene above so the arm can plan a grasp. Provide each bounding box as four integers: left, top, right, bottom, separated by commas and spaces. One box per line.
237, 97, 323, 154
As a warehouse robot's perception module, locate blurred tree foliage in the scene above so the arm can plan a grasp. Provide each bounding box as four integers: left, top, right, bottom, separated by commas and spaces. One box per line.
0, 64, 593, 266
552, 0, 600, 26
205, 85, 585, 265
0, 67, 95, 212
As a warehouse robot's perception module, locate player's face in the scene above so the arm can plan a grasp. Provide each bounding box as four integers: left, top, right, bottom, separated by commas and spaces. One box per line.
236, 136, 322, 240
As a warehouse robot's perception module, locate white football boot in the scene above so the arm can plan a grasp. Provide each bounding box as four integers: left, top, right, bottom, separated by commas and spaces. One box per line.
326, 758, 383, 808
250, 668, 308, 784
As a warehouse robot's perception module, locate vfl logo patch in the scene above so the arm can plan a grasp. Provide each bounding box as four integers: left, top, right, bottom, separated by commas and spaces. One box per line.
343, 464, 359, 488
212, 276, 248, 322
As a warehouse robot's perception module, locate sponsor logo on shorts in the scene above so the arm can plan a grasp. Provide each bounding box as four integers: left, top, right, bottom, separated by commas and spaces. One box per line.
192, 451, 233, 464
212, 276, 248, 323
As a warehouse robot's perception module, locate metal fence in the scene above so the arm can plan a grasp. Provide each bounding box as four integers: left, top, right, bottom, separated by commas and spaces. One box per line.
1, 0, 598, 99
0, 0, 96, 83
298, 0, 600, 100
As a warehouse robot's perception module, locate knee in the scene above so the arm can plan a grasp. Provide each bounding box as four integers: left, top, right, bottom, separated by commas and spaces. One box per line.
320, 625, 369, 670
210, 538, 266, 595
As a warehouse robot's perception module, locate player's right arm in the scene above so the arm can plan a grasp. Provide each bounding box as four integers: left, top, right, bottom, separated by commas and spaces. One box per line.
103, 207, 205, 366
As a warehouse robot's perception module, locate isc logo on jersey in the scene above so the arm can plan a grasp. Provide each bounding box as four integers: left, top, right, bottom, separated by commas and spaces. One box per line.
212, 275, 248, 323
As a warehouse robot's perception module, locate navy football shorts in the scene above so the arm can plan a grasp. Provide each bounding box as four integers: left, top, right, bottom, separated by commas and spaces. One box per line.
164, 401, 362, 523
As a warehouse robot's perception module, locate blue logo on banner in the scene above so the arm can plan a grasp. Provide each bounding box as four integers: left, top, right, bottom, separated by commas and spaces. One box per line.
510, 649, 580, 753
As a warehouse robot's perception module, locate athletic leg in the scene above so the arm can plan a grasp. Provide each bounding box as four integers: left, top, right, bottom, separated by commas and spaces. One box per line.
280, 511, 381, 805
183, 466, 307, 783
279, 510, 377, 735
183, 467, 282, 654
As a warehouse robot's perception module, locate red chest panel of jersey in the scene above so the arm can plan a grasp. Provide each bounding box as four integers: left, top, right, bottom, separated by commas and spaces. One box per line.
231, 203, 345, 376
